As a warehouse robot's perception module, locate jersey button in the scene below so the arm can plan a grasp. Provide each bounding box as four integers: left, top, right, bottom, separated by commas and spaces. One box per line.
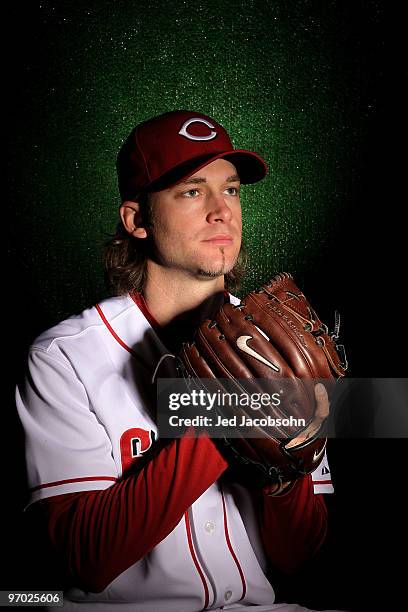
204, 521, 215, 534
224, 590, 232, 601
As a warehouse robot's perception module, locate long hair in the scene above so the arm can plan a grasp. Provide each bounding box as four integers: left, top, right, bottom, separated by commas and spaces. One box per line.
104, 195, 247, 296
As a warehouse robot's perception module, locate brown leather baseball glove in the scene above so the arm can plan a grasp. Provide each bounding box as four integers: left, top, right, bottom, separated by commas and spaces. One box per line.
178, 272, 347, 492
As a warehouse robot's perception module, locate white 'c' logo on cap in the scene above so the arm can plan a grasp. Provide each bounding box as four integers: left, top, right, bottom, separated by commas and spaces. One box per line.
178, 118, 217, 141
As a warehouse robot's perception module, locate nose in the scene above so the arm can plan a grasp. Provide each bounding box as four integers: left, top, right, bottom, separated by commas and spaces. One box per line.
206, 192, 233, 223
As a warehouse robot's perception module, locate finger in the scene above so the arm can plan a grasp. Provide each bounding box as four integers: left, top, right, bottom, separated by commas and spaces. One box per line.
314, 383, 330, 420
285, 384, 329, 449
286, 419, 321, 447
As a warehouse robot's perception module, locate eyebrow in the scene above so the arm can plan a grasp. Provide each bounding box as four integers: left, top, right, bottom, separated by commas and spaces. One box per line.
178, 174, 241, 185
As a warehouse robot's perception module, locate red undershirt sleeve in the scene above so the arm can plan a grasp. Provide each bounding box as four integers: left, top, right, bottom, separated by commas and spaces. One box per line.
257, 474, 328, 574
34, 431, 228, 593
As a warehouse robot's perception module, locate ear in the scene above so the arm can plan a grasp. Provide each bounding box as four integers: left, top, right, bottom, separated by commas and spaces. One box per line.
119, 201, 148, 239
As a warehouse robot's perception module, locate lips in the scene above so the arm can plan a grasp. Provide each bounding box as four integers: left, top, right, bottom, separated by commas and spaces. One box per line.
202, 234, 233, 245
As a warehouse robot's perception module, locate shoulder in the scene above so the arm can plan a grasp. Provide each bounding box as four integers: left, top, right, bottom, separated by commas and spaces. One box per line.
30, 294, 136, 354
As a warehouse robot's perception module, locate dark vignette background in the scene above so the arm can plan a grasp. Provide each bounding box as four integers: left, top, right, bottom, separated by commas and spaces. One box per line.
2, 1, 405, 610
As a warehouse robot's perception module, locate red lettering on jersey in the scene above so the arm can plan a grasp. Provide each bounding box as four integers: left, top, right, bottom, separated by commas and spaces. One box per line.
120, 428, 156, 474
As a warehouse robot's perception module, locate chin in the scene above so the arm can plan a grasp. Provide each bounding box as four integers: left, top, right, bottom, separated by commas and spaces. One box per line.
196, 260, 236, 280
192, 245, 239, 277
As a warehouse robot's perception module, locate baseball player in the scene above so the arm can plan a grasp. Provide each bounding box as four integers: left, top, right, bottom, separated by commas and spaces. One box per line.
16, 110, 343, 612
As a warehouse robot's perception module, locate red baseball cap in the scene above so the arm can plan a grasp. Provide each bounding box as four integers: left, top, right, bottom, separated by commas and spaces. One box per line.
117, 110, 268, 202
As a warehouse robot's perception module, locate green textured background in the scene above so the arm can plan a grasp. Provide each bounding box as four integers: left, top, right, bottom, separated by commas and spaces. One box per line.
5, 3, 406, 608
7, 0, 372, 328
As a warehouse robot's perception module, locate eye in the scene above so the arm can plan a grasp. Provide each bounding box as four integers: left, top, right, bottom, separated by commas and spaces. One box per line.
182, 188, 201, 198
224, 186, 240, 196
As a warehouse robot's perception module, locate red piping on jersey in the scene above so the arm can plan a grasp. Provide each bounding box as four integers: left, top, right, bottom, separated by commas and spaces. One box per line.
221, 488, 247, 601
95, 303, 139, 358
97, 292, 232, 358
95, 294, 162, 357
184, 510, 210, 610
31, 475, 117, 492
130, 291, 161, 330
312, 480, 332, 485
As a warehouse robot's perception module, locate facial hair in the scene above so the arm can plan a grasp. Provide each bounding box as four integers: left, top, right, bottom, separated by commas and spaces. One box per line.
196, 249, 226, 279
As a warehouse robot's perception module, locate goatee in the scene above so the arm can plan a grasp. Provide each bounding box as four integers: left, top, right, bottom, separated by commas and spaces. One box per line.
197, 251, 226, 279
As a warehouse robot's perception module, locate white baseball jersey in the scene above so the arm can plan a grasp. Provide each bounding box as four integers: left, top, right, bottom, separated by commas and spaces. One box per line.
16, 292, 334, 612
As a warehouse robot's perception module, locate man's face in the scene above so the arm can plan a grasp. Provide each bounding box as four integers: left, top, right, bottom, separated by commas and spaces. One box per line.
148, 158, 242, 281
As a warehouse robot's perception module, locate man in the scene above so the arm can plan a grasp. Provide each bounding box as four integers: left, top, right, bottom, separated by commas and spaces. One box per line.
16, 110, 341, 611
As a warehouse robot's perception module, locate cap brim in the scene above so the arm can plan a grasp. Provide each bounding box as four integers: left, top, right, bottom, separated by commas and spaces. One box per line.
145, 149, 268, 194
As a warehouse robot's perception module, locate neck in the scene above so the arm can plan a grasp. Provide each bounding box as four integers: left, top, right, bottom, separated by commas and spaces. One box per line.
140, 262, 228, 353
142, 261, 226, 327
